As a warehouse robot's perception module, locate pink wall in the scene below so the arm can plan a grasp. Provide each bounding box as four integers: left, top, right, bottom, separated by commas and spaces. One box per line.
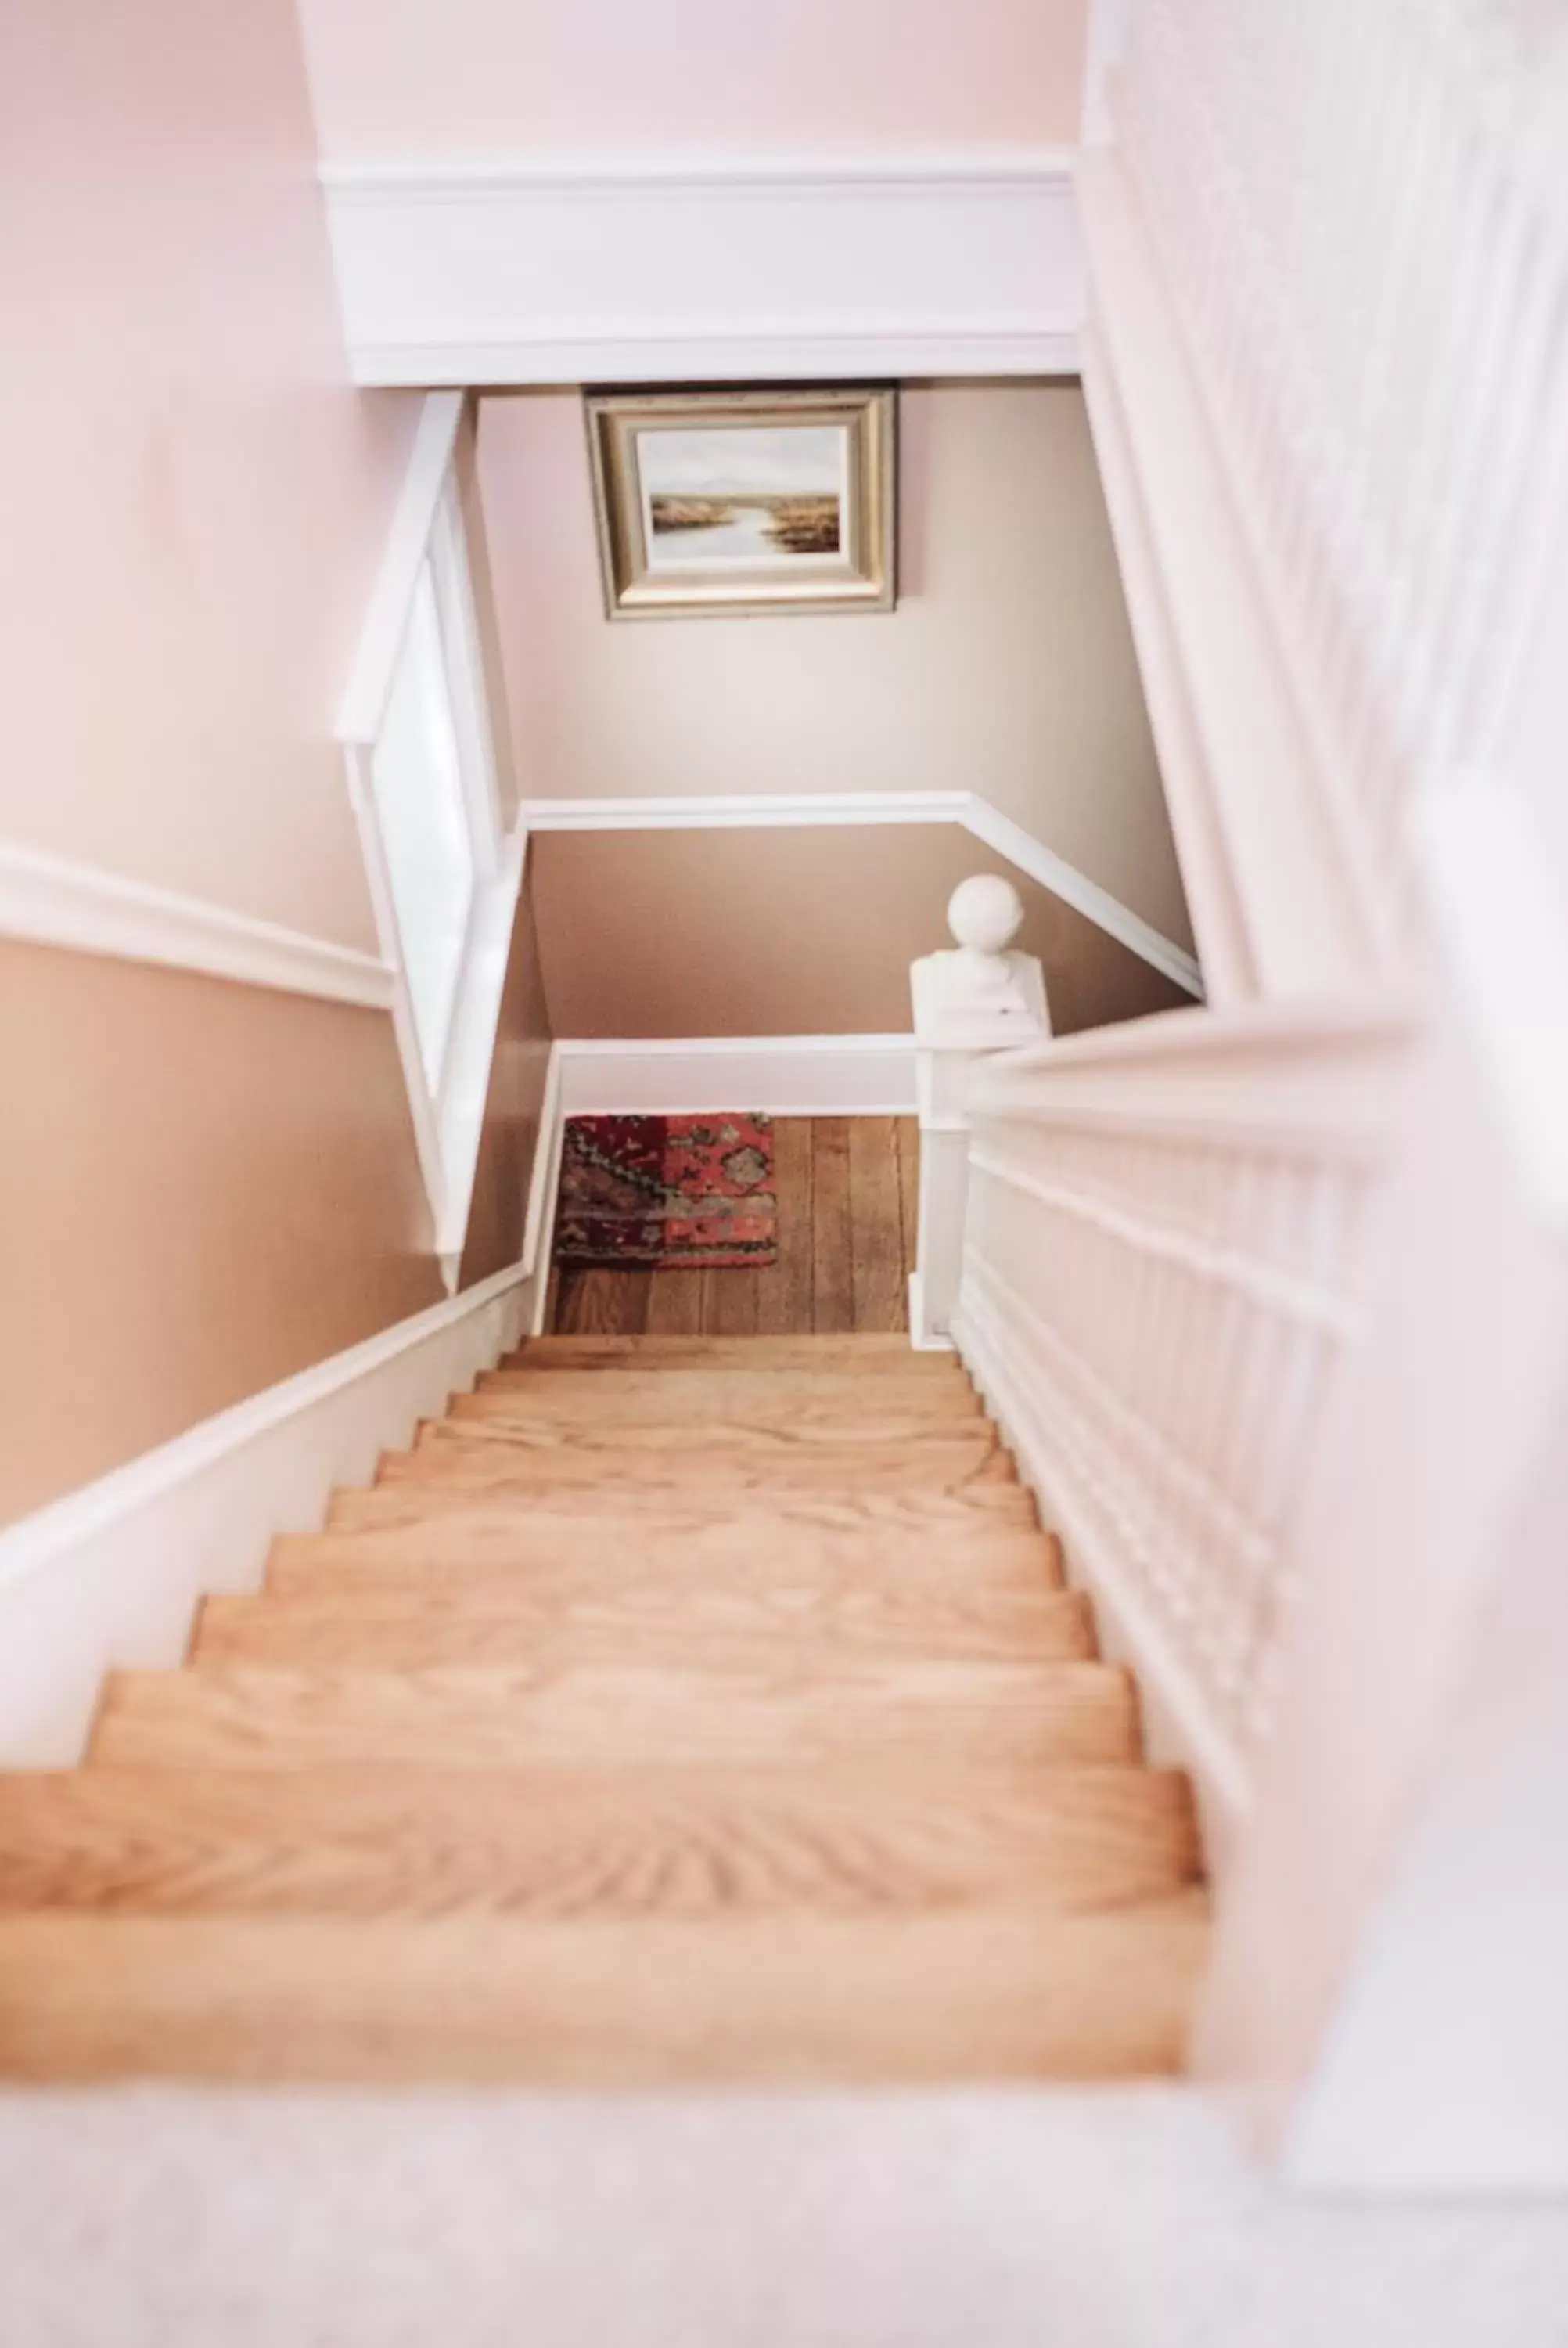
294, 0, 1089, 160
1, 0, 418, 943
0, 0, 462, 1519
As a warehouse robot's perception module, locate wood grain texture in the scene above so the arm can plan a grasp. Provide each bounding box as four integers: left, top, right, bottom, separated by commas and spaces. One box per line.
89, 1661, 1140, 1771
268, 1512, 1063, 1595
194, 1586, 1097, 1669
326, 1477, 1041, 1535
512, 1334, 941, 1367
373, 1433, 1012, 1499
0, 1899, 1211, 2083
848, 1116, 907, 1334
0, 1762, 1195, 1919
757, 1117, 815, 1337
0, 1329, 1207, 2087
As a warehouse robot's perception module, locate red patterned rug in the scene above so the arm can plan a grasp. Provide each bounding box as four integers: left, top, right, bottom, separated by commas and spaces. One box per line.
553, 1115, 777, 1269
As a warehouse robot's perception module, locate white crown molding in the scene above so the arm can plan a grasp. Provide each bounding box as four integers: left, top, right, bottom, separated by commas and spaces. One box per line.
557, 1034, 919, 1118
318, 150, 1085, 387
0, 1259, 534, 1766
0, 838, 394, 1012
520, 790, 1204, 1000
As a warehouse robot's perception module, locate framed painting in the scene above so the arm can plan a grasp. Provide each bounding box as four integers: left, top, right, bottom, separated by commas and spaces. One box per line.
584, 386, 896, 621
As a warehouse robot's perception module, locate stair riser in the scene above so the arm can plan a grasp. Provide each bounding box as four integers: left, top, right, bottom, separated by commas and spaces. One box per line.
0, 1906, 1210, 2083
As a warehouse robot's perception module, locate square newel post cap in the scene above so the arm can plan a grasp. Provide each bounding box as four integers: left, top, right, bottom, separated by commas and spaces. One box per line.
911, 875, 1052, 1050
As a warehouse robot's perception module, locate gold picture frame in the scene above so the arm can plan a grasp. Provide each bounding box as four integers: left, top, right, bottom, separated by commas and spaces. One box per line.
584, 386, 897, 621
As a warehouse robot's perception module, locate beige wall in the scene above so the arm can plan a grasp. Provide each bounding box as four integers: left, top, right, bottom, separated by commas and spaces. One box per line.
478, 381, 1195, 955
530, 827, 1189, 1043
0, 943, 442, 1526
459, 877, 554, 1288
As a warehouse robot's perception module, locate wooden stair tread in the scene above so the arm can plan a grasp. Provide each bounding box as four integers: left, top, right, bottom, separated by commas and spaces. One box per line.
0, 1898, 1210, 2083
269, 1514, 1064, 1594
477, 1368, 976, 1407
89, 1660, 1139, 1770
452, 1389, 984, 1434
505, 1336, 954, 1370
196, 1586, 1095, 1668
0, 1323, 1209, 2084
430, 1408, 986, 1453
373, 1433, 1011, 1498
328, 1479, 1038, 1535
0, 1761, 1197, 1918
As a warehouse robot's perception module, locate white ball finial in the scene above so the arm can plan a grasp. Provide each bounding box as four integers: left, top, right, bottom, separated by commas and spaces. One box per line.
947, 873, 1024, 956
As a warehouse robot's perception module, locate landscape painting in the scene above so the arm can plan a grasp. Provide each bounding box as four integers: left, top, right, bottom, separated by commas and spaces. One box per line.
586, 387, 896, 620
642, 424, 846, 571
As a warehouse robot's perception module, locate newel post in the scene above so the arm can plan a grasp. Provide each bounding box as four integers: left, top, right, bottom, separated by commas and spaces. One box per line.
908, 876, 1050, 1348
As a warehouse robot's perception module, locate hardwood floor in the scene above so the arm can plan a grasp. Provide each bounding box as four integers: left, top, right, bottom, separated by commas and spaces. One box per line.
548, 1115, 917, 1339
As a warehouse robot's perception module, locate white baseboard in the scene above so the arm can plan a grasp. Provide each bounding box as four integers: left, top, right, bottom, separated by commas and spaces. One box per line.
319, 151, 1083, 387
0, 1262, 536, 1766
907, 1271, 957, 1353
952, 1271, 1252, 1879
556, 1035, 919, 1118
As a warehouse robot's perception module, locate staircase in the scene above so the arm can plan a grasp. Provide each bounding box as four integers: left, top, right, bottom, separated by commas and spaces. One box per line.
0, 1335, 1207, 2081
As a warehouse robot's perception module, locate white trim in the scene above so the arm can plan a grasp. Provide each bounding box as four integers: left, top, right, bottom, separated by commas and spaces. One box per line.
336, 391, 464, 745
521, 1043, 565, 1280
520, 791, 1204, 1001
521, 792, 972, 834
341, 390, 526, 1276
0, 1262, 535, 1767
952, 1267, 1253, 1876
525, 1045, 570, 1338
430, 825, 528, 1280
0, 839, 394, 1011
556, 1035, 919, 1118
318, 151, 1084, 387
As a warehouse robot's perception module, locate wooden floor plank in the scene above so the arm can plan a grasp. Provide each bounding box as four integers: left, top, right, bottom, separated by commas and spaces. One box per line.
703, 1267, 759, 1337
643, 1271, 704, 1335
554, 1269, 651, 1338
850, 1117, 909, 1334
811, 1119, 855, 1334
756, 1117, 814, 1336
517, 1334, 941, 1368
897, 1117, 921, 1287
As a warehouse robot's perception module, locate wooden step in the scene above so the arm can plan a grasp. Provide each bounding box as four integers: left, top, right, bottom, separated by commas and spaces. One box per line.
0, 1896, 1210, 2081
459, 1380, 984, 1428
373, 1433, 1010, 1500
505, 1336, 955, 1372
326, 1478, 1039, 1536
268, 1513, 1064, 1595
0, 1762, 1197, 1919
88, 1661, 1140, 1771
477, 1368, 978, 1412
192, 1586, 1096, 1669
419, 1410, 991, 1457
